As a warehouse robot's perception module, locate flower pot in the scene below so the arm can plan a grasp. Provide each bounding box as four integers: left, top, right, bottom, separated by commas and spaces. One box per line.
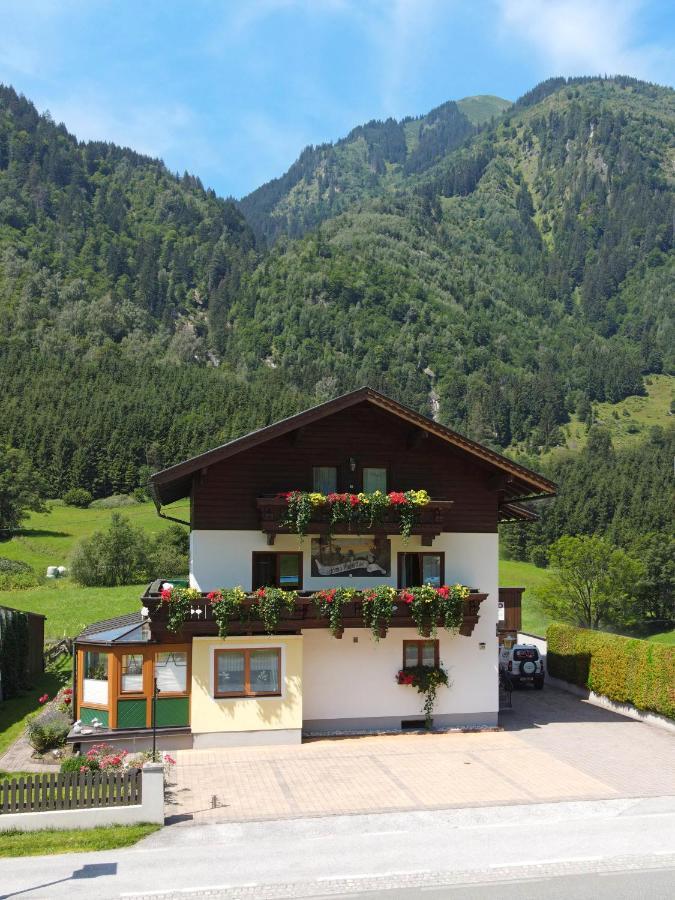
332, 627, 344, 639
378, 625, 388, 639
419, 624, 432, 638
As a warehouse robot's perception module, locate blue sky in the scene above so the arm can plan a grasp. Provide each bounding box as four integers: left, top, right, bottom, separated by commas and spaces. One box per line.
0, 1, 673, 198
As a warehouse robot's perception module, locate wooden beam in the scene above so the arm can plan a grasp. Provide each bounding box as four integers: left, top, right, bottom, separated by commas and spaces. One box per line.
487, 473, 513, 492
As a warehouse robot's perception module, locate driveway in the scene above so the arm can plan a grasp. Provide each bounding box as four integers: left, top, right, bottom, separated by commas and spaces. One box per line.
165, 686, 674, 825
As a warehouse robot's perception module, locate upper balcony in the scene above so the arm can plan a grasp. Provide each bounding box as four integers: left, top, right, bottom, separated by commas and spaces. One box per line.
256, 496, 455, 545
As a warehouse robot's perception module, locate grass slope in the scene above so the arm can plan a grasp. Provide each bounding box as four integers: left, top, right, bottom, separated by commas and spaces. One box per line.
516, 375, 674, 462
457, 94, 512, 124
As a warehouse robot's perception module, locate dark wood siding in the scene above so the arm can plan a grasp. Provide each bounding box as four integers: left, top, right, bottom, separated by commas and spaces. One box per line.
192, 402, 499, 533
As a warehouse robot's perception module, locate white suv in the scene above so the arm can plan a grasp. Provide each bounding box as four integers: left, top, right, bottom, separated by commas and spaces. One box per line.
499, 643, 544, 689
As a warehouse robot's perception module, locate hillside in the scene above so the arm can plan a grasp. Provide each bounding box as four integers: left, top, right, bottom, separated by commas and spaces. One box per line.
239, 94, 511, 244
0, 76, 673, 499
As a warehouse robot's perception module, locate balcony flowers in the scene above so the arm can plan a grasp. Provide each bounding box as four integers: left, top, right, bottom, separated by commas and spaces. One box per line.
279, 489, 430, 539
395, 664, 450, 728
162, 585, 201, 633
407, 583, 470, 637
313, 587, 356, 637
362, 585, 398, 640
208, 587, 246, 639
251, 586, 298, 634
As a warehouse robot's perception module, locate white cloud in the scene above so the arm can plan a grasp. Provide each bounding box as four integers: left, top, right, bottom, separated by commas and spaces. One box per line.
496, 0, 669, 80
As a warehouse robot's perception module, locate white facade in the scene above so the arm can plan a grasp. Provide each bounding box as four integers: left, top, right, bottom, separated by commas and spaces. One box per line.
189, 529, 499, 730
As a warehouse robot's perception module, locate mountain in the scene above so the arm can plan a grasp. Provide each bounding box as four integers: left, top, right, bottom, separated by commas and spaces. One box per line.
225, 76, 674, 448
0, 76, 673, 502
239, 95, 510, 244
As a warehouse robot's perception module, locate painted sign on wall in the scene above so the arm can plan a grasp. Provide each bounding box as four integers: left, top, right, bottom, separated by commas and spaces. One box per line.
311, 536, 391, 577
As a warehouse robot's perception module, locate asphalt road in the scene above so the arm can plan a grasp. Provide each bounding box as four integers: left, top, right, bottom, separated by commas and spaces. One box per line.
1, 796, 673, 899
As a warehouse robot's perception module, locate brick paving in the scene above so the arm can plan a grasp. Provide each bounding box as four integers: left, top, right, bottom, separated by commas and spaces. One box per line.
166, 687, 673, 825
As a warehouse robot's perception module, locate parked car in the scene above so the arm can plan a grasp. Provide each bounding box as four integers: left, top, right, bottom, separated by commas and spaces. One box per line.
499, 643, 544, 689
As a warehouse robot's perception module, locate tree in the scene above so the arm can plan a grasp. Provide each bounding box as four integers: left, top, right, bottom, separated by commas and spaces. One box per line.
0, 445, 47, 534
539, 535, 644, 629
70, 512, 152, 586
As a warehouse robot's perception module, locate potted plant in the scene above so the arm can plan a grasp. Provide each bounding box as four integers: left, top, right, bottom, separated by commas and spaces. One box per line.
362, 585, 397, 639
395, 663, 449, 728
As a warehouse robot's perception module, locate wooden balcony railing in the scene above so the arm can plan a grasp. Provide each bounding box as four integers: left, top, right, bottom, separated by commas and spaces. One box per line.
142, 584, 487, 640
256, 497, 455, 545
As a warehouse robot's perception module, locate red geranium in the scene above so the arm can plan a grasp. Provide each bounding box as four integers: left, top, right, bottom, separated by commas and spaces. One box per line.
207, 590, 223, 604
160, 587, 172, 602
255, 588, 266, 600
400, 591, 414, 605
436, 586, 449, 599
388, 492, 406, 505
38, 693, 49, 704
349, 494, 360, 507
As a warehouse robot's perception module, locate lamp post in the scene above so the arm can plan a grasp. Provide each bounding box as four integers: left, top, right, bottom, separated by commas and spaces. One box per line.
151, 677, 160, 761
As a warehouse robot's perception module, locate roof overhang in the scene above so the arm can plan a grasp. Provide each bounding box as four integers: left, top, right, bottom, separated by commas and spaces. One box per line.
150, 387, 557, 507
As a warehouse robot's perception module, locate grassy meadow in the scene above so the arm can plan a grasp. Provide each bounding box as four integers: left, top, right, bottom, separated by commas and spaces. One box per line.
0, 499, 189, 639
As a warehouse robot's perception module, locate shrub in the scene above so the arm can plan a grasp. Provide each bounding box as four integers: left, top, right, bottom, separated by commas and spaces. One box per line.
26, 709, 71, 753
89, 494, 140, 509
0, 557, 33, 575
0, 557, 40, 591
60, 755, 98, 774
529, 546, 548, 568
0, 571, 41, 590
63, 487, 93, 508
547, 623, 675, 718
150, 523, 189, 578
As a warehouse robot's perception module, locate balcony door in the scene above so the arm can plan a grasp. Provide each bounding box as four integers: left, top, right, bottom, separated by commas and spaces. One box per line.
398, 552, 444, 588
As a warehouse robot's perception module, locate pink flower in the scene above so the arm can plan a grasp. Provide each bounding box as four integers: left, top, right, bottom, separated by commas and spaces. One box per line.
38, 694, 49, 704
164, 755, 176, 765
80, 766, 89, 773
437, 586, 449, 599
388, 492, 406, 506
400, 591, 414, 605
207, 590, 223, 605
160, 587, 172, 602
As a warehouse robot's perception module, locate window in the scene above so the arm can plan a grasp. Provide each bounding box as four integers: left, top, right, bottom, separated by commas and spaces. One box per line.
121, 653, 143, 693
403, 640, 439, 668
313, 466, 337, 494
82, 650, 109, 705
398, 552, 444, 588
252, 552, 302, 590
214, 648, 281, 698
155, 651, 188, 694
363, 467, 387, 493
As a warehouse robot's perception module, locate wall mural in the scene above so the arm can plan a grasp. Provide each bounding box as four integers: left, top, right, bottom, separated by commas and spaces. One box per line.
311, 536, 391, 577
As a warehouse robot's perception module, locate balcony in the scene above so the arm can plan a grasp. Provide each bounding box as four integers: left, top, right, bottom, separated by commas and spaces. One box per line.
256, 496, 455, 545
143, 583, 487, 640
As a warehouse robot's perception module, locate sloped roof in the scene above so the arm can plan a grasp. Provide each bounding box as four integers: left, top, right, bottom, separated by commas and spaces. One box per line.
150, 387, 556, 506
76, 611, 146, 645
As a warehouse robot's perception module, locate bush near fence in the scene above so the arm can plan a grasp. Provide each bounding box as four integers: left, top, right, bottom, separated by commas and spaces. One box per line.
547, 623, 675, 719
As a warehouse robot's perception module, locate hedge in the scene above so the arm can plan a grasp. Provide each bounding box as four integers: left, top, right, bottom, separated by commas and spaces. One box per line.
547, 624, 675, 719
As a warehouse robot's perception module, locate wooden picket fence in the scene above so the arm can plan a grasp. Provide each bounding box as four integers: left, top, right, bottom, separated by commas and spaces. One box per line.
0, 769, 142, 815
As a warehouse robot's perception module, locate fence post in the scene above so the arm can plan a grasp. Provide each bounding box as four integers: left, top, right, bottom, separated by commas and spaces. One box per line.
141, 763, 165, 824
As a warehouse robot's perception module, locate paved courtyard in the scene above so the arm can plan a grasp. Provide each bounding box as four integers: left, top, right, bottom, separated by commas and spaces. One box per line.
165, 687, 674, 825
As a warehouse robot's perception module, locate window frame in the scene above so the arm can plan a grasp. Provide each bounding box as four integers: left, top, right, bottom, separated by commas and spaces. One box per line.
251, 551, 303, 590
120, 652, 145, 696
312, 465, 339, 494
153, 650, 190, 698
397, 552, 445, 588
361, 466, 388, 494
213, 648, 282, 699
403, 640, 440, 669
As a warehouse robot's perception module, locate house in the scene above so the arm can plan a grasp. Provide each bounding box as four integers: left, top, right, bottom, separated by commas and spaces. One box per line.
71, 388, 554, 750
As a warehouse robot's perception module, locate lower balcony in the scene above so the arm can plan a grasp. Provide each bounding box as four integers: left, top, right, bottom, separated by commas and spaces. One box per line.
142, 582, 487, 640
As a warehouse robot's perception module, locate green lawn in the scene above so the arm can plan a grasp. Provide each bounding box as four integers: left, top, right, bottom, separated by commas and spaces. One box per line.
0, 499, 189, 639
499, 557, 551, 636
646, 629, 675, 646
0, 823, 160, 857
0, 655, 71, 757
